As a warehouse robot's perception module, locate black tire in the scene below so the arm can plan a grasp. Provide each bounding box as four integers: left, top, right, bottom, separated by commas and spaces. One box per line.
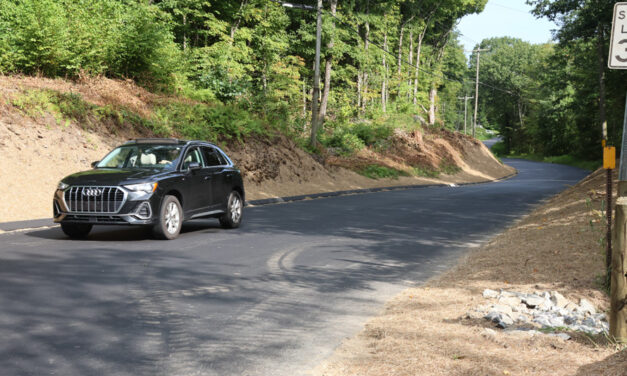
219, 191, 243, 229
61, 223, 92, 239
152, 195, 183, 240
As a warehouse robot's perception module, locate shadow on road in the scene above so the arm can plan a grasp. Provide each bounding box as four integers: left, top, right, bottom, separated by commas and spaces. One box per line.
27, 219, 224, 241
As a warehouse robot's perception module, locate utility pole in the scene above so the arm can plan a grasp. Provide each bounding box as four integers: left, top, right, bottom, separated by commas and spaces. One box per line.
275, 0, 320, 146
473, 48, 489, 139
458, 95, 473, 135
310, 0, 323, 147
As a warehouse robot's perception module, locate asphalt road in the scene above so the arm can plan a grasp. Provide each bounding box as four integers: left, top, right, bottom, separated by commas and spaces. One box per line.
0, 159, 588, 376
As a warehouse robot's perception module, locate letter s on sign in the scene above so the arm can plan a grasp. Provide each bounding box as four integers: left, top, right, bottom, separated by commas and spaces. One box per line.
617, 39, 627, 62
620, 10, 626, 20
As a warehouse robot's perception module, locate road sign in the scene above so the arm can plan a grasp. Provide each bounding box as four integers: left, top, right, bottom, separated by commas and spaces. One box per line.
607, 2, 627, 69
609, 2, 627, 69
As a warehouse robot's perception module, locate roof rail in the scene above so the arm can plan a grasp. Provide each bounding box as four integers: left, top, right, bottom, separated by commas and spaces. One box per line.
126, 138, 181, 144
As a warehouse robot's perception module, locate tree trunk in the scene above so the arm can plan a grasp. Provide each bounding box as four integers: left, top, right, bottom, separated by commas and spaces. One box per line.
302, 81, 307, 118
411, 6, 439, 105
412, 35, 422, 105
319, 0, 337, 124
407, 31, 413, 97
428, 85, 436, 125
182, 13, 187, 51
597, 27, 608, 141
382, 30, 388, 113
357, 72, 362, 109
361, 18, 370, 113
230, 0, 249, 45
397, 26, 404, 77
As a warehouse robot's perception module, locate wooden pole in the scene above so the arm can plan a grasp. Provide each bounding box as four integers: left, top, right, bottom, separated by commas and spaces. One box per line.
472, 48, 489, 139
458, 96, 473, 135
309, 0, 322, 147
611, 181, 627, 342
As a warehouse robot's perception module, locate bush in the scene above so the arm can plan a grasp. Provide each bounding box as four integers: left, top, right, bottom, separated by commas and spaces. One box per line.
491, 141, 507, 156
322, 128, 365, 155
352, 122, 393, 146
359, 165, 408, 179
0, 0, 181, 85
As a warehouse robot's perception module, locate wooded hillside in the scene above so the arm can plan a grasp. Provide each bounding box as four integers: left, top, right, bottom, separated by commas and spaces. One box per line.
0, 0, 487, 152
0, 0, 621, 164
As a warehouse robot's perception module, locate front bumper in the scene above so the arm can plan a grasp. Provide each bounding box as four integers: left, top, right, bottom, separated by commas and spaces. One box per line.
53, 187, 159, 226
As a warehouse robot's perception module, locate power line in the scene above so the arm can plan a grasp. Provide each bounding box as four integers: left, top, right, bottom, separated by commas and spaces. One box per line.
491, 1, 531, 15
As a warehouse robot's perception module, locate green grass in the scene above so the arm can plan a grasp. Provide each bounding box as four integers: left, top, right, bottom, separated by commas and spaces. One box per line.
412, 166, 440, 178
440, 163, 462, 175
358, 165, 409, 179
358, 162, 463, 180
490, 141, 601, 171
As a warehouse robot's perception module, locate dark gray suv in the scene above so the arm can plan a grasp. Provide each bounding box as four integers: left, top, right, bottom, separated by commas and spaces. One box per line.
53, 138, 245, 240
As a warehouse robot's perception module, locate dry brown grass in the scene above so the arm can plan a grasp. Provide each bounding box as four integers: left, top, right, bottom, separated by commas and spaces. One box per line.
327, 127, 511, 183
314, 168, 627, 376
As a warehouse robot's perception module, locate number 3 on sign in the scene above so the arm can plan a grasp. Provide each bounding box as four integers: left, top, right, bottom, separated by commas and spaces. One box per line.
609, 3, 627, 69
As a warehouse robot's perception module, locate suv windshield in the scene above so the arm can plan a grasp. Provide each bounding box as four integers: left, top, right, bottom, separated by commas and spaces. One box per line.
97, 144, 183, 170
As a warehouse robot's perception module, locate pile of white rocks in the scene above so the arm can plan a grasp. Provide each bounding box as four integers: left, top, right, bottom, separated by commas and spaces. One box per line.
468, 289, 608, 338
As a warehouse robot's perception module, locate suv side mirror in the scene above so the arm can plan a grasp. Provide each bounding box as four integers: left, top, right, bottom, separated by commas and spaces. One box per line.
187, 162, 201, 171
91, 161, 99, 168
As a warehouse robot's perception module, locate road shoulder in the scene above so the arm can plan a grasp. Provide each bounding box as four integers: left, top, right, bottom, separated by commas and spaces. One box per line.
313, 167, 625, 376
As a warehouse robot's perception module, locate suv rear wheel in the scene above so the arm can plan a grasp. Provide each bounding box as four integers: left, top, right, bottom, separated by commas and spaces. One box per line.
61, 223, 93, 239
153, 195, 183, 240
219, 191, 243, 229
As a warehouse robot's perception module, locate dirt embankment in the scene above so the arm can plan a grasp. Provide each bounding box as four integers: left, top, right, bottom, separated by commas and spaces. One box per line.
313, 168, 626, 376
0, 75, 513, 222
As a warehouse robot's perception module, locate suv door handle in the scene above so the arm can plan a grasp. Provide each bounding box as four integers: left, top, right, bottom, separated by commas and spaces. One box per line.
204, 176, 211, 180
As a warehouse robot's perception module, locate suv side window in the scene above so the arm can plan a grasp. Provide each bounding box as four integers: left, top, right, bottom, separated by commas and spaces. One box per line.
202, 147, 224, 167
182, 147, 205, 169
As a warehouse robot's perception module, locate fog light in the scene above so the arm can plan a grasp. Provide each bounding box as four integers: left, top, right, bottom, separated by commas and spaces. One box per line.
135, 202, 152, 220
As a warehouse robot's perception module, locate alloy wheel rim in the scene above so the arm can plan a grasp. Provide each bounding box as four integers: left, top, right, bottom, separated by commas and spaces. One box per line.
165, 202, 180, 234
230, 196, 242, 223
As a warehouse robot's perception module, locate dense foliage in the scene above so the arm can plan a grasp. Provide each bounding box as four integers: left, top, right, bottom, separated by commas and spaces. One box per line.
0, 0, 487, 147
479, 0, 627, 161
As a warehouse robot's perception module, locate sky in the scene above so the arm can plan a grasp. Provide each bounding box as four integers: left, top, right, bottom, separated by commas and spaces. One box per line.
457, 0, 558, 55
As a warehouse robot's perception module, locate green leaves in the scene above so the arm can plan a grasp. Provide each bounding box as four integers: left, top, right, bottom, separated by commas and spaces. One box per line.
0, 0, 181, 85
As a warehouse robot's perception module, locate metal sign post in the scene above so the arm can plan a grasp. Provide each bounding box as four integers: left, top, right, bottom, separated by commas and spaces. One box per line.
609, 2, 627, 343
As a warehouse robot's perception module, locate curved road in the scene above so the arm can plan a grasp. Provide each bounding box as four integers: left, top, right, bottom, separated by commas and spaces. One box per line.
0, 159, 587, 376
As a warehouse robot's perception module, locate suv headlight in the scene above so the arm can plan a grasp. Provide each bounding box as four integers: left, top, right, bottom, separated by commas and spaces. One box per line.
57, 181, 69, 190
124, 182, 158, 194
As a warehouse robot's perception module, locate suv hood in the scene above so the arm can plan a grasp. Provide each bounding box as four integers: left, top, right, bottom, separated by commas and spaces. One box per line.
62, 168, 170, 186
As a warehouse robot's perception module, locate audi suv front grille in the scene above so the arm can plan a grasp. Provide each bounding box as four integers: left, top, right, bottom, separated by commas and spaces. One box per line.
64, 186, 126, 213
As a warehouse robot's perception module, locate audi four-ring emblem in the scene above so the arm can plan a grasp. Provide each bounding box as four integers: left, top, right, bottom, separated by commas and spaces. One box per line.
82, 188, 103, 196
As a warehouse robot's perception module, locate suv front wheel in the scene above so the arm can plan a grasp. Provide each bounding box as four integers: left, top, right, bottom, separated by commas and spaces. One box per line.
219, 191, 243, 229
153, 195, 183, 240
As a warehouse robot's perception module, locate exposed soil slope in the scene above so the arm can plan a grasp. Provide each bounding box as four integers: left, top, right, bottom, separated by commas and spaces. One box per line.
314, 168, 625, 376
0, 75, 513, 222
